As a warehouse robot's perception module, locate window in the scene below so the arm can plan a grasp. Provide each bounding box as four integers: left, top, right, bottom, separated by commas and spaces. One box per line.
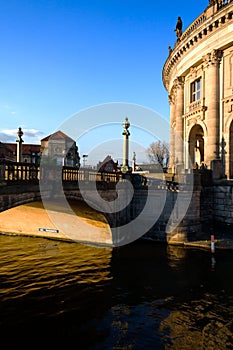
190, 78, 201, 103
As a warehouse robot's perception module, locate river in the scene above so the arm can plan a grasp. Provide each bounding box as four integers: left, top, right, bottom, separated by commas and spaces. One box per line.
0, 234, 233, 349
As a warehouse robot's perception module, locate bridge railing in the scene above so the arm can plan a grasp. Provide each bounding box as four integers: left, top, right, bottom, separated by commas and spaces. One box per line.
0, 162, 126, 184
0, 161, 181, 190
0, 162, 40, 182
62, 167, 124, 183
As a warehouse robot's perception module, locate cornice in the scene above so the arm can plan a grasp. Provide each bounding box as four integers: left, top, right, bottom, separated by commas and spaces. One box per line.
162, 1, 233, 91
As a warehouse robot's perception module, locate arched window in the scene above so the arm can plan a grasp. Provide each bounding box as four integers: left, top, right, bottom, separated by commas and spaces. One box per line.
188, 124, 204, 166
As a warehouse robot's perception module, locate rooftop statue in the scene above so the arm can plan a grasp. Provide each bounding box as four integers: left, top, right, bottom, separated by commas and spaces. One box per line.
175, 16, 183, 39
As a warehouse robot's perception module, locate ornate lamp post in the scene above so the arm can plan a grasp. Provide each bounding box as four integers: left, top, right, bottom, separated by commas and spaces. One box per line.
121, 117, 131, 173
16, 127, 24, 162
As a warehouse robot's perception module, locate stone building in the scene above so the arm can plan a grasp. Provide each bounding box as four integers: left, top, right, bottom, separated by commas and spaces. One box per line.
97, 155, 119, 172
3, 143, 41, 164
163, 0, 233, 179
40, 130, 80, 167
0, 142, 15, 162
0, 129, 80, 167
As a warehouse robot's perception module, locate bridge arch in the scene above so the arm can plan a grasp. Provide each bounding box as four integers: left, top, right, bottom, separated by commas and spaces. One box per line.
0, 188, 114, 246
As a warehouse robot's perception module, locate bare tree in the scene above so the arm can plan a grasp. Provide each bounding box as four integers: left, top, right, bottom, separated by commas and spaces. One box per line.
146, 140, 170, 169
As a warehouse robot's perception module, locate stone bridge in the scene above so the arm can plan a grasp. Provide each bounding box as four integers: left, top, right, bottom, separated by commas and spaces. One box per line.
0, 162, 130, 211
0, 162, 206, 247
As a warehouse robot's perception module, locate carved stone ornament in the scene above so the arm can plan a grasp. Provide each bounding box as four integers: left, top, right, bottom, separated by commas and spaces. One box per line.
211, 49, 223, 63
203, 49, 223, 66
187, 117, 198, 126
173, 76, 185, 89
168, 93, 175, 105
189, 67, 198, 78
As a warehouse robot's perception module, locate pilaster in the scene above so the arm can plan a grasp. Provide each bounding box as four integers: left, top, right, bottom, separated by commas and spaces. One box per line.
174, 76, 185, 169
168, 92, 176, 171
203, 49, 223, 167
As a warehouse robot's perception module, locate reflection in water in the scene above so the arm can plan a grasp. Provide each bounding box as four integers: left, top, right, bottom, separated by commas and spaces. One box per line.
166, 244, 187, 269
0, 235, 233, 348
0, 235, 113, 347
161, 245, 233, 349
160, 293, 233, 349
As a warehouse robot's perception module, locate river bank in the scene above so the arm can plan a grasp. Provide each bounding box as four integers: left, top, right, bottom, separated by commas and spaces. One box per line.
183, 238, 233, 250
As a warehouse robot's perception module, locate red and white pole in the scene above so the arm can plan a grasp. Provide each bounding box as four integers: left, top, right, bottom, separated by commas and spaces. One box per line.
211, 235, 215, 253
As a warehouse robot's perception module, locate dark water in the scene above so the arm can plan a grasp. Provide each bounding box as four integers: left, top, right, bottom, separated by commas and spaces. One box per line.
1, 235, 233, 349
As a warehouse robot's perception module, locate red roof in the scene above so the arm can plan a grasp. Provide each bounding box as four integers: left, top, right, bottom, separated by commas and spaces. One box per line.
41, 130, 74, 142
4, 143, 41, 155
98, 155, 118, 172
0, 142, 14, 153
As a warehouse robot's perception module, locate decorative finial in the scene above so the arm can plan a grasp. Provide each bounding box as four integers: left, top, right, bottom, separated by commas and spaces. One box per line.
17, 127, 24, 139
123, 117, 130, 130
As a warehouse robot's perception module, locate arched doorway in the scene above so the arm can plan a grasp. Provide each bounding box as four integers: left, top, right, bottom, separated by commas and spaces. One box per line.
188, 124, 204, 167
229, 121, 233, 178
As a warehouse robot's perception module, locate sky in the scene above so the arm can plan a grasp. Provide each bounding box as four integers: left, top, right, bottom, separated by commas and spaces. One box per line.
0, 0, 208, 165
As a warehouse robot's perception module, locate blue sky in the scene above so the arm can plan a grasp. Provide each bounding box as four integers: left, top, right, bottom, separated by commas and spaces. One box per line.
0, 0, 207, 164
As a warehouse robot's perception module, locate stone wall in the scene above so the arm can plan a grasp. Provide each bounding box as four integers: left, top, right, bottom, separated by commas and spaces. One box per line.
202, 180, 233, 236
142, 173, 203, 243
0, 183, 41, 212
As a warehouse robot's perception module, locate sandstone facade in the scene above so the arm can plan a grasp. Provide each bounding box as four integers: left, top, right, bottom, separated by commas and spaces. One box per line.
163, 0, 233, 179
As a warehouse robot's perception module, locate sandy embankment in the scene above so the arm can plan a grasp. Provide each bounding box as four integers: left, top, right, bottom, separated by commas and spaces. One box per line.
0, 200, 112, 246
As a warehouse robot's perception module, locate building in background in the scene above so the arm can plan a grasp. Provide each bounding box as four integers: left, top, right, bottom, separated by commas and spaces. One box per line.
0, 142, 15, 162
163, 0, 233, 179
40, 130, 80, 167
97, 155, 119, 172
0, 129, 80, 168
2, 142, 41, 164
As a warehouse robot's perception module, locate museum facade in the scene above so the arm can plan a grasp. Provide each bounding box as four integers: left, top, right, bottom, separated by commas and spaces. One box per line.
163, 0, 233, 178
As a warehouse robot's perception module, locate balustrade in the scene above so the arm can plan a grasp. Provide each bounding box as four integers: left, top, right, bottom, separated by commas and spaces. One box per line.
0, 162, 127, 186
181, 13, 207, 42
216, 0, 233, 10
163, 0, 233, 88
0, 162, 40, 182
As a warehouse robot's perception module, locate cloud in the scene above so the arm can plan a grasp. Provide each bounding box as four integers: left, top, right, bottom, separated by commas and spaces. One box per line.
0, 128, 45, 144
0, 132, 16, 143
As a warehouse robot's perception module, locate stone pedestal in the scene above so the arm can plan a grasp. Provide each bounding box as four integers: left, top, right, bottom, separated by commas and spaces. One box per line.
211, 159, 224, 179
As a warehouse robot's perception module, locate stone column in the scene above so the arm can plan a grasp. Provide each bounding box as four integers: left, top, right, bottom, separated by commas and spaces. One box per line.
174, 76, 185, 169
168, 92, 176, 172
121, 117, 130, 173
16, 127, 24, 162
203, 49, 222, 167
